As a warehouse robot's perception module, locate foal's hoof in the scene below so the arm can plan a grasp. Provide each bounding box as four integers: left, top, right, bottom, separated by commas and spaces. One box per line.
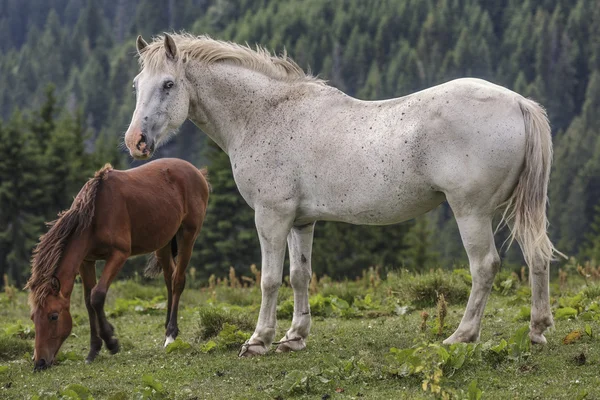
275, 336, 306, 353
85, 351, 99, 364
106, 338, 120, 355
164, 335, 176, 348
238, 340, 268, 357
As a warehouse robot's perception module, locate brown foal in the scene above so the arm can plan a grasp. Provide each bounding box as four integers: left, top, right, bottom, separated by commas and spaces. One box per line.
25, 158, 210, 371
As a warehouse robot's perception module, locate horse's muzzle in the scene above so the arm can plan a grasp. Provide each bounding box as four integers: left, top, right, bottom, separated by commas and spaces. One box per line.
134, 133, 155, 159
33, 358, 50, 372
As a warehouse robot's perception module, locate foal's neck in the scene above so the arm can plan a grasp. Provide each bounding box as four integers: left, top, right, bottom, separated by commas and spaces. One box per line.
55, 229, 91, 298
187, 63, 330, 154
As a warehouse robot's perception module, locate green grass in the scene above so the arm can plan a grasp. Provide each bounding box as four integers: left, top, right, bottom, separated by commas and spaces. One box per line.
0, 271, 599, 399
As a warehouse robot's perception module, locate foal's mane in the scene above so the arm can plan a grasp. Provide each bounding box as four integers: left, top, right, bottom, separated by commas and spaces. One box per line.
139, 33, 326, 85
26, 164, 113, 309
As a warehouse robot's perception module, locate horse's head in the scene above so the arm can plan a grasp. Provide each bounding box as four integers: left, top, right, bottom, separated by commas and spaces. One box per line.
30, 277, 72, 371
125, 34, 190, 160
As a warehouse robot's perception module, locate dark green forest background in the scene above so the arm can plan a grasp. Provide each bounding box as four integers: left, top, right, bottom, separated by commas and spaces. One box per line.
1, 0, 599, 287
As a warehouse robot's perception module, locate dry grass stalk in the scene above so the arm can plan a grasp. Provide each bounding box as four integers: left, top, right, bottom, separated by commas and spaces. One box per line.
250, 264, 261, 286
229, 267, 240, 288
420, 311, 429, 332
436, 293, 448, 336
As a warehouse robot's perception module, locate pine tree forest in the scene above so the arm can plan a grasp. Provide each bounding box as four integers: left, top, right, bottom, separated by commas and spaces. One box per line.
1, 0, 599, 287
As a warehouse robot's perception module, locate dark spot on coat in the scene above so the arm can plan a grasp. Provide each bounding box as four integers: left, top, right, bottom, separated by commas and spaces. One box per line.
301, 254, 307, 263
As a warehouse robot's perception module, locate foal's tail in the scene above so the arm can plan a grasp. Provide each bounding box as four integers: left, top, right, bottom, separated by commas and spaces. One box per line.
499, 98, 565, 266
144, 236, 179, 278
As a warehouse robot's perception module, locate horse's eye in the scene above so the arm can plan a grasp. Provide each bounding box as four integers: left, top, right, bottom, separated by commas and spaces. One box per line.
163, 80, 174, 89
49, 313, 59, 321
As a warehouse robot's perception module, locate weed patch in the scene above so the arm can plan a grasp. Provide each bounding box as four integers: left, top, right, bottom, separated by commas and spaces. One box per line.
0, 335, 32, 360
196, 306, 254, 340
394, 270, 470, 307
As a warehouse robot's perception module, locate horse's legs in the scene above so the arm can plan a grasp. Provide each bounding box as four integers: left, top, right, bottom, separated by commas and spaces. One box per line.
522, 249, 553, 344
155, 245, 175, 330
276, 222, 315, 353
164, 229, 195, 347
79, 261, 101, 363
90, 251, 129, 354
239, 208, 293, 357
443, 214, 500, 344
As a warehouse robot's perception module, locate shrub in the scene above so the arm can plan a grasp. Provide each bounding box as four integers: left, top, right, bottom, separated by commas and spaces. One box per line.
196, 306, 254, 340
395, 270, 470, 307
320, 281, 362, 305
582, 284, 600, 300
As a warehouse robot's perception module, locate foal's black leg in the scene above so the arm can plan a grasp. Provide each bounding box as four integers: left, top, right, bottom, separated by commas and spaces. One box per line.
165, 229, 195, 345
155, 246, 174, 331
90, 252, 128, 355
80, 261, 102, 363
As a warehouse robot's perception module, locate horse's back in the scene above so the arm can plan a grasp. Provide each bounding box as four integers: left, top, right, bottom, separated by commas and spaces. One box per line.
90, 158, 208, 256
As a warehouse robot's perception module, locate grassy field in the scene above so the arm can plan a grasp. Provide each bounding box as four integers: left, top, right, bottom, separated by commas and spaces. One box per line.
1, 266, 599, 400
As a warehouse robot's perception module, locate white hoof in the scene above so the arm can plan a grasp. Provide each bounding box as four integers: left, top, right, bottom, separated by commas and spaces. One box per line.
238, 340, 268, 357
275, 336, 306, 353
529, 331, 547, 345
164, 335, 175, 348
443, 329, 479, 345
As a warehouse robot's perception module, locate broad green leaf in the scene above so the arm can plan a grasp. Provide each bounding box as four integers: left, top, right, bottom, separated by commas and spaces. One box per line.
555, 307, 578, 320
165, 338, 192, 354
142, 374, 165, 394
200, 340, 217, 353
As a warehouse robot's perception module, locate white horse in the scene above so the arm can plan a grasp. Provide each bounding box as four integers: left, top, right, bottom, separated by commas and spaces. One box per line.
125, 33, 560, 356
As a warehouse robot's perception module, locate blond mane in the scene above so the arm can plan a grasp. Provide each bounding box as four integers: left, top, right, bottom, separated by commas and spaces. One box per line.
26, 164, 113, 310
139, 33, 326, 85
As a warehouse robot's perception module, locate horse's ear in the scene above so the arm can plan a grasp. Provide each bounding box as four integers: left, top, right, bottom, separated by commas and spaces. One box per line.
164, 33, 178, 60
50, 276, 61, 295
136, 35, 149, 55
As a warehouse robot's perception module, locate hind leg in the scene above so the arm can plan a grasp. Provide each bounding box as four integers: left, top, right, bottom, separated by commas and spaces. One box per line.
525, 254, 553, 344
164, 229, 196, 346
155, 245, 175, 333
443, 213, 500, 344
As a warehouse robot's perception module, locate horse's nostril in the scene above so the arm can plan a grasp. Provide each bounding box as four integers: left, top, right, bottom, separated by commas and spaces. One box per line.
34, 358, 47, 371
136, 133, 147, 151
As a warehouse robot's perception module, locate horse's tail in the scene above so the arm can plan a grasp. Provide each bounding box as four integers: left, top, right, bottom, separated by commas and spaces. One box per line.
144, 235, 178, 278
499, 98, 565, 266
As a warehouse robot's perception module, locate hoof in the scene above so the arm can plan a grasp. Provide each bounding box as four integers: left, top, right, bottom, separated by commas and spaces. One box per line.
275, 337, 306, 353
106, 338, 120, 355
238, 340, 268, 357
164, 335, 175, 348
85, 350, 99, 364
443, 330, 479, 345
529, 331, 547, 345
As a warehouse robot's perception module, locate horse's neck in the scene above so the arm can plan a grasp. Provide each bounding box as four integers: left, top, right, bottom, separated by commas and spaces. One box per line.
187, 63, 336, 154
55, 230, 91, 298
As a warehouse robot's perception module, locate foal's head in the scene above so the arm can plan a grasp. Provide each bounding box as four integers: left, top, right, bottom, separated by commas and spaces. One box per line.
30, 277, 73, 371
125, 34, 190, 159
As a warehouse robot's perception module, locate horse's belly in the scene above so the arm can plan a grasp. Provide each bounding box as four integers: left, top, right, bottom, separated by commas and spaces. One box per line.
298, 186, 446, 226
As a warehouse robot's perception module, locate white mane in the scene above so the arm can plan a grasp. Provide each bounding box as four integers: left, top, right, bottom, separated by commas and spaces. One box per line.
139, 33, 326, 85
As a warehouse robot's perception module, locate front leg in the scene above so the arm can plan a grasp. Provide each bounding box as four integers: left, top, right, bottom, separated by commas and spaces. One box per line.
239, 207, 293, 357
80, 261, 101, 363
90, 251, 129, 355
276, 223, 315, 353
